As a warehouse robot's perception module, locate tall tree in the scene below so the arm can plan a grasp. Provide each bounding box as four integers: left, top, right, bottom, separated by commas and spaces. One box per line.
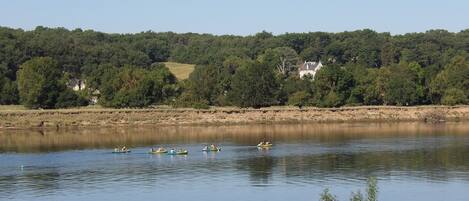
259, 47, 299, 75
228, 61, 279, 108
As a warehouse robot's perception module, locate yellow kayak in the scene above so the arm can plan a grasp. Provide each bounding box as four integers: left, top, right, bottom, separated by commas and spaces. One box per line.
257, 143, 273, 148
149, 149, 168, 154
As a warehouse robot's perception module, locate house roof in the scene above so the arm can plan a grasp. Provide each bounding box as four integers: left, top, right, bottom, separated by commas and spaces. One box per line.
299, 61, 322, 71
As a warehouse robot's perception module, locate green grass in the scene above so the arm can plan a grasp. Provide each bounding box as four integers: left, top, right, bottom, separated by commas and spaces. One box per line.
163, 62, 195, 80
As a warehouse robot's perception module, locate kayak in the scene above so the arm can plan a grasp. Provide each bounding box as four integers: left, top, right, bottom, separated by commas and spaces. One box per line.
168, 150, 188, 155
112, 150, 131, 153
202, 147, 221, 152
176, 150, 189, 155
257, 144, 272, 148
149, 149, 168, 154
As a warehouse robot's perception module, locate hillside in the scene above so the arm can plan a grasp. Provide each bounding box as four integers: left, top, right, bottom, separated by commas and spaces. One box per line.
164, 62, 195, 80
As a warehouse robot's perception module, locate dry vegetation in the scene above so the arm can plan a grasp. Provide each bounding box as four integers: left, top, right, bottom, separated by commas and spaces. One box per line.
163, 62, 195, 80
1, 105, 468, 129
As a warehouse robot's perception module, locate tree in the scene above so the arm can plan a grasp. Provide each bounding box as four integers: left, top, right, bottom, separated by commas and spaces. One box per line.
287, 91, 310, 107
184, 64, 221, 105
98, 64, 177, 108
0, 63, 19, 104
259, 47, 299, 75
313, 65, 354, 107
441, 88, 466, 105
17, 57, 87, 108
383, 64, 420, 106
17, 57, 64, 108
430, 56, 469, 103
228, 61, 279, 108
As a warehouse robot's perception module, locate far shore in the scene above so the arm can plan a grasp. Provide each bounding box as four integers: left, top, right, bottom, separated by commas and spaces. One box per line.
1, 105, 468, 129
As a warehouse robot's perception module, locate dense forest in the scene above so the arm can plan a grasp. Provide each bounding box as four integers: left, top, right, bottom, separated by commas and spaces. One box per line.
0, 26, 468, 109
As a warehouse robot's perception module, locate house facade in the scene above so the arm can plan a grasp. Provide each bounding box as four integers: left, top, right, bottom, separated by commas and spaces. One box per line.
299, 61, 323, 79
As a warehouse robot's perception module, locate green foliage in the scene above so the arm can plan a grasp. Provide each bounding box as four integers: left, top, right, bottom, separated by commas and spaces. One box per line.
259, 47, 299, 75
228, 61, 279, 108
313, 65, 354, 107
1, 26, 469, 109
55, 89, 89, 108
320, 189, 338, 201
98, 64, 177, 108
320, 177, 377, 201
430, 56, 469, 103
350, 191, 364, 201
322, 91, 341, 107
366, 177, 378, 201
0, 77, 19, 104
17, 57, 87, 109
287, 91, 310, 107
441, 88, 466, 105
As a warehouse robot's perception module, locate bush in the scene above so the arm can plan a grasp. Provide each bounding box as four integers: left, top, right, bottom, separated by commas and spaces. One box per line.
191, 102, 210, 109
0, 80, 19, 104
17, 57, 64, 109
320, 189, 337, 201
322, 91, 341, 108
55, 89, 89, 108
98, 65, 177, 108
441, 88, 466, 105
287, 91, 310, 107
319, 177, 377, 201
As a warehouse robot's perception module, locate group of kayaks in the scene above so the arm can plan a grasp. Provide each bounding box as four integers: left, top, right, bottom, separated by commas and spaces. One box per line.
148, 147, 189, 155
112, 142, 273, 155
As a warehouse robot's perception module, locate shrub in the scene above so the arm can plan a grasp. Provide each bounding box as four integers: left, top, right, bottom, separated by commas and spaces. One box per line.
441, 88, 466, 105
287, 91, 310, 107
320, 189, 338, 201
322, 91, 341, 108
55, 89, 89, 108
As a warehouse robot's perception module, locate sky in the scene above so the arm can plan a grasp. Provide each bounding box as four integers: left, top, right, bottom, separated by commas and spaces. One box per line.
0, 0, 468, 36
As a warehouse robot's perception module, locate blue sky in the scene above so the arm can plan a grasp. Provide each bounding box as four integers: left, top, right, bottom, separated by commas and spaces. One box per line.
1, 0, 468, 35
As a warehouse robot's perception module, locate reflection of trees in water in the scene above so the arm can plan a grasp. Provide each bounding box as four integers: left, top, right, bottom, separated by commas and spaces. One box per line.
0, 175, 18, 197
0, 169, 61, 197
236, 156, 276, 185
1, 122, 469, 153
23, 171, 61, 192
275, 147, 469, 182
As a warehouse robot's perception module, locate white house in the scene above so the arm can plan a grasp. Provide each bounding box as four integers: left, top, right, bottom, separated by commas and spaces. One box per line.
68, 78, 86, 91
299, 61, 323, 79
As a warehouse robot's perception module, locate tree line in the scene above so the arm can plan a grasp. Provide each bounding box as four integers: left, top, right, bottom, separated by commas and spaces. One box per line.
0, 26, 468, 109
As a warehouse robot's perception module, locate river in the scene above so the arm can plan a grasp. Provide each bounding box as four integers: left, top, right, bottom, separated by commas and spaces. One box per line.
1, 122, 469, 201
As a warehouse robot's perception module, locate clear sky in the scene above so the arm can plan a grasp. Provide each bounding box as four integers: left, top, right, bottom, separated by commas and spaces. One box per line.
1, 0, 468, 35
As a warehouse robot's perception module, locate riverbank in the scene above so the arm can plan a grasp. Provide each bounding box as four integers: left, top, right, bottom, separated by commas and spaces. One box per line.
1, 105, 468, 129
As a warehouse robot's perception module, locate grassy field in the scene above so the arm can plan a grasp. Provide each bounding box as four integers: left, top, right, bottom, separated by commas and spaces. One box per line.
163, 62, 195, 80
0, 105, 27, 111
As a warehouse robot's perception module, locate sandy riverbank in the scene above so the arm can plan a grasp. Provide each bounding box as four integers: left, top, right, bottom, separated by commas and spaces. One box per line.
1, 106, 468, 129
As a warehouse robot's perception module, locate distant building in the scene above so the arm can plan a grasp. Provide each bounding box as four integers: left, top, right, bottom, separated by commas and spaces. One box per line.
67, 79, 99, 104
68, 78, 86, 91
299, 61, 323, 79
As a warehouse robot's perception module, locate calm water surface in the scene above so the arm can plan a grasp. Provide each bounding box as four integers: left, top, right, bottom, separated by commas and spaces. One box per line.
1, 122, 469, 201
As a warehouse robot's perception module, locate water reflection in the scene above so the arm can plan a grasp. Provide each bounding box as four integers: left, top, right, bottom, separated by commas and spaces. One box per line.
0, 122, 469, 201
0, 122, 468, 153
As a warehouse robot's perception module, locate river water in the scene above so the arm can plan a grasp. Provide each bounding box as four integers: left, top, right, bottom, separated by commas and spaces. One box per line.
0, 122, 469, 201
